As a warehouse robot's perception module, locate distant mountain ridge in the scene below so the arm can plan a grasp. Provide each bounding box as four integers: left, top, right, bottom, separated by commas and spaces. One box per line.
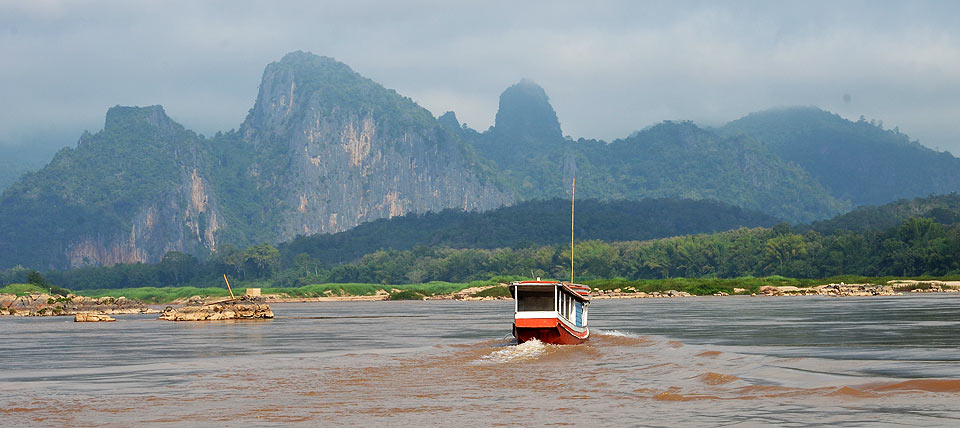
806, 193, 960, 234
3, 51, 960, 270
722, 107, 960, 206
444, 83, 849, 221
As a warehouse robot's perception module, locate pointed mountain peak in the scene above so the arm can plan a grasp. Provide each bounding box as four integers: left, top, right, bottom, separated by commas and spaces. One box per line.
245, 51, 435, 136
438, 111, 460, 129
493, 79, 562, 141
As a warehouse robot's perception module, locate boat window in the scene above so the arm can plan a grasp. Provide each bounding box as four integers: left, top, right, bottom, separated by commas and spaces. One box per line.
562, 293, 568, 319
517, 287, 554, 312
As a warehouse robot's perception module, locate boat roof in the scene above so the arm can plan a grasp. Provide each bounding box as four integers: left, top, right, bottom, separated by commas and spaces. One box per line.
510, 280, 591, 301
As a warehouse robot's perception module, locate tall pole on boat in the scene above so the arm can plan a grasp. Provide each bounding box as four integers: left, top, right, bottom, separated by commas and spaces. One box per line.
571, 177, 575, 284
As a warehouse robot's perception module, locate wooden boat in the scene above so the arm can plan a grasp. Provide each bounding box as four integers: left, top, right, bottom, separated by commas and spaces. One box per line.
510, 280, 590, 345
508, 177, 590, 345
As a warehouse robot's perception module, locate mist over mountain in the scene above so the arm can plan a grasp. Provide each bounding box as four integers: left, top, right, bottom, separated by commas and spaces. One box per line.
3, 51, 960, 270
722, 107, 960, 207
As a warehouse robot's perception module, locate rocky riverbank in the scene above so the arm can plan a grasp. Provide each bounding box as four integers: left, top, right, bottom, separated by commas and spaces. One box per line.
232, 280, 960, 303
0, 293, 158, 317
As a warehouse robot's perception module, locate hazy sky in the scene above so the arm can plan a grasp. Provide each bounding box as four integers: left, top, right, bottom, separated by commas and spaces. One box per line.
2, 0, 959, 153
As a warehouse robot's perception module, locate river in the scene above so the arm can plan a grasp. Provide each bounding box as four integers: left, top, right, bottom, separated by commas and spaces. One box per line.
2, 295, 960, 427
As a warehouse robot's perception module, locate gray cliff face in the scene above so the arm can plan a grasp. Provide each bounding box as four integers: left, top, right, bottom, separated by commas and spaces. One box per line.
65, 169, 221, 268
241, 52, 512, 239
64, 107, 223, 268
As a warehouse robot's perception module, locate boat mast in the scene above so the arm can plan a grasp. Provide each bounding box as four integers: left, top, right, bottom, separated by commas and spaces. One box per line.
571, 177, 575, 284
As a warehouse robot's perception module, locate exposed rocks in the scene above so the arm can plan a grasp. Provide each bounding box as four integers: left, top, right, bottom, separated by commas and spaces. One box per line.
755, 283, 899, 297
591, 288, 692, 299
159, 296, 274, 321
0, 293, 157, 317
74, 313, 116, 322
889, 280, 960, 293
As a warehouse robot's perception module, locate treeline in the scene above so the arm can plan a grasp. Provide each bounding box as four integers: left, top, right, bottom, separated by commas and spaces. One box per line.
278, 198, 778, 266
4, 216, 959, 291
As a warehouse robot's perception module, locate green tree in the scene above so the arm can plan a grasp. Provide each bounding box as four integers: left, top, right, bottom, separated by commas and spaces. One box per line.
761, 234, 806, 274
245, 244, 280, 278
159, 251, 198, 286
27, 270, 47, 287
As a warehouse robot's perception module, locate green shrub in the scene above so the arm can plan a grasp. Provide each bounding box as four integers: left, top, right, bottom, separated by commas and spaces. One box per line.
388, 290, 425, 300
472, 286, 511, 298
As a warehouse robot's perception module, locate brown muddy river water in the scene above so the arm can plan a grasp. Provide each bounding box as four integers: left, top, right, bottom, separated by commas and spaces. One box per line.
2, 295, 960, 427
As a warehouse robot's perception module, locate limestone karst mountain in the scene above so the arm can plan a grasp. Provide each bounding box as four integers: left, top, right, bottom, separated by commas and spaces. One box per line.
0, 52, 512, 269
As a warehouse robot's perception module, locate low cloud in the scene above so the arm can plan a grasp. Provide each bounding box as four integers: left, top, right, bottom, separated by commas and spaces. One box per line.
1, 0, 958, 153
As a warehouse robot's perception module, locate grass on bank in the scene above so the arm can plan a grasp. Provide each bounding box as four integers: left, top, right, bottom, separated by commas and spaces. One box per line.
15, 274, 960, 304
76, 279, 512, 304
0, 283, 49, 296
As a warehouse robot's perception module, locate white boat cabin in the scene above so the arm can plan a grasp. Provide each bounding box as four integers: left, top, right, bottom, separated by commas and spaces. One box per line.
511, 281, 589, 328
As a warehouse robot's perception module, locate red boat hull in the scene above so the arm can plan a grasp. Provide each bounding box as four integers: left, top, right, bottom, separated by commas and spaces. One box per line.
513, 318, 588, 345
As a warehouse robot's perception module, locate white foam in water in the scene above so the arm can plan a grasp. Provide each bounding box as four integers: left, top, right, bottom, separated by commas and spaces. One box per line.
479, 338, 549, 363
593, 328, 642, 338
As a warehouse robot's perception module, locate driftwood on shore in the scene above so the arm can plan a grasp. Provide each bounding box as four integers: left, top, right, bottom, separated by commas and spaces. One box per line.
159, 295, 274, 321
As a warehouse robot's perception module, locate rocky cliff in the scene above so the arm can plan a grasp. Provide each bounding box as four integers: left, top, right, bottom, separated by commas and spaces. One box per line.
0, 52, 511, 269
0, 106, 221, 269
238, 52, 511, 240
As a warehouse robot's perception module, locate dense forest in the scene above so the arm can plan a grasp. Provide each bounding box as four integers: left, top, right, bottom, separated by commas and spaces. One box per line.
278, 198, 778, 266
4, 195, 959, 291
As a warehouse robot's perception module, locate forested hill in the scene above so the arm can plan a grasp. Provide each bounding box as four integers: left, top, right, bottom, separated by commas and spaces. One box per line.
0, 145, 57, 192
448, 81, 849, 223
278, 198, 779, 265
722, 107, 960, 207
806, 193, 960, 234
571, 121, 847, 223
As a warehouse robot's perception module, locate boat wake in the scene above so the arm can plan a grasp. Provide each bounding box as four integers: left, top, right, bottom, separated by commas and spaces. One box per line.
593, 328, 642, 338
478, 338, 550, 363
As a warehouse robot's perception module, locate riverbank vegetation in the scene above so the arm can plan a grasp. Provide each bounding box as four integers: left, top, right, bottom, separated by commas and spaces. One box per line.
2, 195, 960, 301
5, 216, 954, 291
12, 274, 955, 305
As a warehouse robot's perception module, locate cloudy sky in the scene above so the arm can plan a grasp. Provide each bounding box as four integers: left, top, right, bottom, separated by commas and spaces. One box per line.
2, 0, 959, 154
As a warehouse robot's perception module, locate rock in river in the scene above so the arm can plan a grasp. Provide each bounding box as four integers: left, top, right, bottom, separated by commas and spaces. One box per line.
74, 313, 116, 322
159, 296, 274, 321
